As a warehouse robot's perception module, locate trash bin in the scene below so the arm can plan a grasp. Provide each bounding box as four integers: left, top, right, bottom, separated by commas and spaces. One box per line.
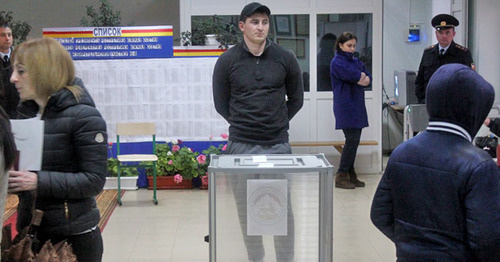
208, 154, 334, 262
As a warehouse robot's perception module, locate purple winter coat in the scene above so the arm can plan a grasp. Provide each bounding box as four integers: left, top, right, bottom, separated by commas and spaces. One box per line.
330, 50, 370, 129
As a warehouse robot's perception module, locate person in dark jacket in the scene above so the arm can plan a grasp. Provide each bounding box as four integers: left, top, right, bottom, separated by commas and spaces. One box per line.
371, 63, 500, 261
330, 31, 371, 189
317, 33, 336, 91
0, 21, 20, 118
213, 2, 303, 261
484, 117, 500, 137
7, 37, 107, 262
414, 14, 474, 104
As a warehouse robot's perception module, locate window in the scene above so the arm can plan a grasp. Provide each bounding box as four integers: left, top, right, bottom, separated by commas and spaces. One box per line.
317, 14, 373, 92
270, 14, 310, 92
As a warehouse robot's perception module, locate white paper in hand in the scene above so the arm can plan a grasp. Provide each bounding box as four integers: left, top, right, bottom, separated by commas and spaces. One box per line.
10, 118, 44, 171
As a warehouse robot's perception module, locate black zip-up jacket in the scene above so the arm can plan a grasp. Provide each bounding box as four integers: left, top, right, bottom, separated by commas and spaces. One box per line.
16, 78, 107, 237
213, 39, 304, 145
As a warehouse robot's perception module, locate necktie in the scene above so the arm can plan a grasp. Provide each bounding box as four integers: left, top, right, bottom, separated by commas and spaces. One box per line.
440, 49, 445, 56
3, 55, 8, 64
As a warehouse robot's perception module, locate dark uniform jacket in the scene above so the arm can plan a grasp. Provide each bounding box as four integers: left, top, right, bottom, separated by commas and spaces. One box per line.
15, 79, 107, 237
371, 64, 499, 261
415, 41, 473, 103
0, 51, 20, 118
212, 38, 304, 145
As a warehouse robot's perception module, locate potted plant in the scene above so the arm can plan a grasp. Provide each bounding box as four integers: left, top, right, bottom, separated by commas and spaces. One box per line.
104, 158, 139, 190
195, 143, 226, 189
181, 15, 241, 49
148, 141, 199, 189
148, 136, 228, 189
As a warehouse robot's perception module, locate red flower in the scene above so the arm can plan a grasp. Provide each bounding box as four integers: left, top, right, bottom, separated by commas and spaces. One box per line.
172, 145, 180, 152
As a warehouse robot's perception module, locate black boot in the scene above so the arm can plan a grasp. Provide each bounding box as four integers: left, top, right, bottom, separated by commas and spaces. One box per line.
335, 172, 355, 189
349, 169, 365, 187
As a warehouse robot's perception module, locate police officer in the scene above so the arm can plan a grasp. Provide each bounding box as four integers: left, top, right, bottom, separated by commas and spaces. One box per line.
415, 14, 474, 103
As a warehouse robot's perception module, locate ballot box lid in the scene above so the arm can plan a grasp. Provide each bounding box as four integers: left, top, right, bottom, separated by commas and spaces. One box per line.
208, 154, 333, 173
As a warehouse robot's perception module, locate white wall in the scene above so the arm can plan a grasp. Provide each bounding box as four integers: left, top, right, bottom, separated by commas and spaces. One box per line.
470, 0, 500, 102
382, 0, 432, 100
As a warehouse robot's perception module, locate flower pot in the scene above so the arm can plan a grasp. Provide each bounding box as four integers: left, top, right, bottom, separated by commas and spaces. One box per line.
147, 176, 193, 189
104, 176, 138, 190
205, 34, 220, 46
200, 176, 208, 190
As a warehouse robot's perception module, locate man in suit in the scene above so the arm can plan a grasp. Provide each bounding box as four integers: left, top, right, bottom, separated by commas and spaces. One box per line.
414, 14, 474, 104
0, 21, 20, 118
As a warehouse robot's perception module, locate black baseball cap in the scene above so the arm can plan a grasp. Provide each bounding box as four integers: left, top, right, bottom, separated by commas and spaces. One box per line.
239, 2, 271, 22
431, 14, 459, 30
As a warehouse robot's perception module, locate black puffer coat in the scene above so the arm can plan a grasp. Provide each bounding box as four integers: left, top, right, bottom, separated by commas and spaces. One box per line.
16, 79, 107, 237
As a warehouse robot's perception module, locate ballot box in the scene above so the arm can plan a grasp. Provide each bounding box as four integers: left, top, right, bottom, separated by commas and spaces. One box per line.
208, 154, 334, 262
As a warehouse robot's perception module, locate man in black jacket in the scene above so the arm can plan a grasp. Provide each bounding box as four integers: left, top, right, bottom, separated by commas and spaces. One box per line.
212, 2, 303, 262
0, 21, 20, 118
414, 14, 473, 104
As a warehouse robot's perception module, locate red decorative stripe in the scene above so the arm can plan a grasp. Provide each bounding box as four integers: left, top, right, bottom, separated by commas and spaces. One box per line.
123, 29, 173, 33
43, 31, 93, 35
174, 49, 225, 53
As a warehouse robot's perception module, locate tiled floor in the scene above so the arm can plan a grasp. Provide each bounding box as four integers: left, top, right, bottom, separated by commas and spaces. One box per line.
102, 172, 396, 261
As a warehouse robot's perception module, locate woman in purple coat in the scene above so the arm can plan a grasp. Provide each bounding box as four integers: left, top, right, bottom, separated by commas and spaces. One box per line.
330, 32, 371, 189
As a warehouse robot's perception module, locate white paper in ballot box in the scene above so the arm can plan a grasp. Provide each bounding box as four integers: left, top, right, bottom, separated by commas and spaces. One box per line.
10, 118, 44, 171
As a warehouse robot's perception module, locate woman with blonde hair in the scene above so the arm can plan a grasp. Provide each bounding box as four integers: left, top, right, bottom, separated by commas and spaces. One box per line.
7, 37, 107, 261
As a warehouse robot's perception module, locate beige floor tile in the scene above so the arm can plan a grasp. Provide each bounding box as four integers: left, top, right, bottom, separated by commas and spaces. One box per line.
102, 173, 396, 261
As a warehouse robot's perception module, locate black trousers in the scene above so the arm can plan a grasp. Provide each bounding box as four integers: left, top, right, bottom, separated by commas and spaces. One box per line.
338, 128, 362, 173
37, 226, 103, 262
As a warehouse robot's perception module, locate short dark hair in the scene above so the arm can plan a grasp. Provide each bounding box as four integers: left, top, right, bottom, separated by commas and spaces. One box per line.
0, 21, 10, 29
335, 32, 357, 52
320, 33, 337, 50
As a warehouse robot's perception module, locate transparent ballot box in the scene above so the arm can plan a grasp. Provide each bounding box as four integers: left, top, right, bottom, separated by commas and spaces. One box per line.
208, 154, 334, 262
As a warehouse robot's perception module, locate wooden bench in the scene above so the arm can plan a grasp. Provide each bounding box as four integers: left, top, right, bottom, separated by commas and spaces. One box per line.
290, 140, 378, 153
